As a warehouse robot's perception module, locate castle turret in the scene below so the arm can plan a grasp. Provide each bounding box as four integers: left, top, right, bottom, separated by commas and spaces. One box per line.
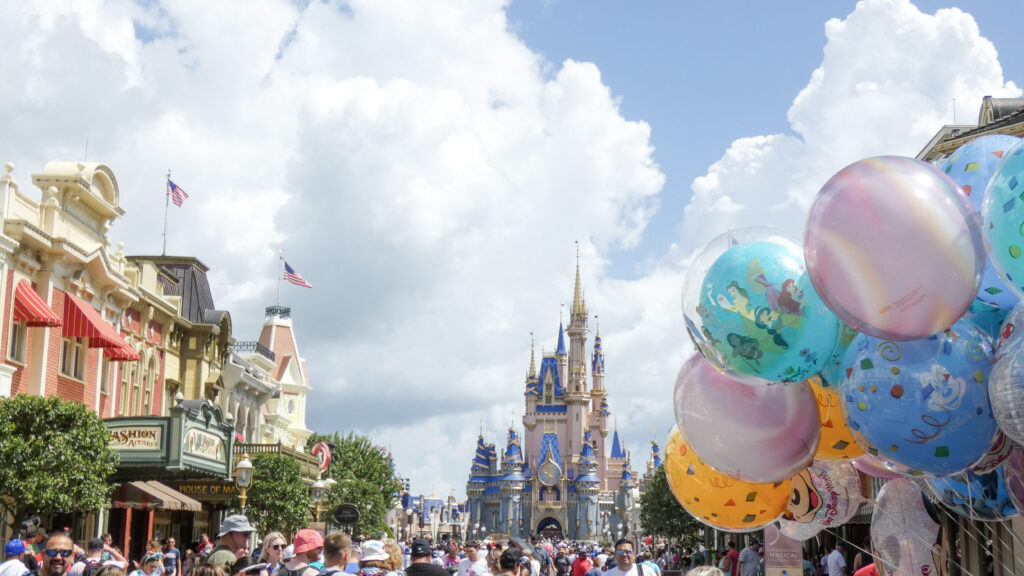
575, 431, 601, 540
566, 249, 589, 463
500, 428, 527, 537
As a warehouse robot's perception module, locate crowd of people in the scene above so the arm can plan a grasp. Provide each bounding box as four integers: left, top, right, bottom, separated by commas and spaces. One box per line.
0, 517, 879, 576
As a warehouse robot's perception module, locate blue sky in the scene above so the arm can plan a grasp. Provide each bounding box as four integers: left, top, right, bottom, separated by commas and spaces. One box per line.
508, 0, 1024, 277
1, 0, 1023, 498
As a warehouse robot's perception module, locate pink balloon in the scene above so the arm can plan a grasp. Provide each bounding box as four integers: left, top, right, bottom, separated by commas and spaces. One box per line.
805, 156, 983, 341
851, 455, 903, 480
673, 355, 820, 483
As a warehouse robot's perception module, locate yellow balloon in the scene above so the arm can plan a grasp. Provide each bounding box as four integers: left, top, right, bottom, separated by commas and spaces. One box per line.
808, 376, 864, 461
665, 425, 791, 532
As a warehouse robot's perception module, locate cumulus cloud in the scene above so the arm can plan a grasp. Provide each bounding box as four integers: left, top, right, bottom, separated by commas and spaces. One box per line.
0, 0, 1019, 498
679, 0, 1020, 255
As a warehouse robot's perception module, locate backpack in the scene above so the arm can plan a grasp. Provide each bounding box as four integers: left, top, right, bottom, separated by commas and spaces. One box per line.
81, 560, 104, 576
318, 569, 345, 576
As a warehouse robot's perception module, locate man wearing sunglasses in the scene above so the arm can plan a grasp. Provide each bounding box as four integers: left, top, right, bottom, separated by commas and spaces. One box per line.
609, 540, 646, 576
40, 534, 74, 576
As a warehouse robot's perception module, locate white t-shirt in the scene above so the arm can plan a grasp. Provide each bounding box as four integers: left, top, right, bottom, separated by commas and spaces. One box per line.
738, 548, 759, 576
826, 550, 846, 576
457, 557, 489, 576
610, 565, 638, 576
0, 559, 28, 576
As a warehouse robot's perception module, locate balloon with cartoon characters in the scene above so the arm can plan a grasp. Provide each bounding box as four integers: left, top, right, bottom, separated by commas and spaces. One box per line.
681, 228, 839, 386
664, 425, 791, 532
871, 478, 949, 576
924, 466, 1020, 522
983, 139, 1024, 301
777, 460, 864, 541
840, 319, 998, 477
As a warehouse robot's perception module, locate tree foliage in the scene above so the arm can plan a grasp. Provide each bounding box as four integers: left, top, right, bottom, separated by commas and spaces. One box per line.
229, 453, 310, 535
0, 395, 119, 522
307, 432, 403, 538
640, 465, 702, 540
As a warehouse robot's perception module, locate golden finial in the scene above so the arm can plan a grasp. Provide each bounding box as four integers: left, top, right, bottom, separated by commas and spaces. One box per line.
572, 242, 587, 317
529, 332, 537, 379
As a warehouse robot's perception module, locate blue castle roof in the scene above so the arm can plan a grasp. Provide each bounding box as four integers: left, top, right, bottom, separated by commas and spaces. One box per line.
610, 430, 625, 459
592, 334, 604, 372
556, 322, 566, 355
651, 440, 662, 469
538, 357, 562, 397
504, 429, 524, 467
580, 430, 596, 466
538, 432, 561, 465
472, 436, 490, 471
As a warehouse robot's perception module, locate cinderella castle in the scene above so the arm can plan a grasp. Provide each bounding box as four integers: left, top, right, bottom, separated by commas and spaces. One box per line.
465, 257, 661, 541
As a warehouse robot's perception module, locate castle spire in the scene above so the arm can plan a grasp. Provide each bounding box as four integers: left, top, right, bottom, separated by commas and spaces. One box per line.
529, 332, 537, 379
556, 321, 566, 356
572, 241, 587, 317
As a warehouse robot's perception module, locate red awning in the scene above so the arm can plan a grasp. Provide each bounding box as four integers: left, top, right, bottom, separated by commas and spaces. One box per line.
110, 481, 202, 512
104, 339, 140, 362
13, 281, 61, 327
62, 292, 130, 349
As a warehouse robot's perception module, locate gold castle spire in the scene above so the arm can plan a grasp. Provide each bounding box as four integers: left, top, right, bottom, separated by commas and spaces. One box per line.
572, 241, 587, 317
528, 332, 537, 379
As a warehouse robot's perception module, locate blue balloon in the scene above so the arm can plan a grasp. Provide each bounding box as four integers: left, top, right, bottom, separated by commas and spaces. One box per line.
840, 319, 998, 477
925, 465, 1020, 522
691, 239, 839, 385
982, 139, 1024, 300
947, 135, 1023, 335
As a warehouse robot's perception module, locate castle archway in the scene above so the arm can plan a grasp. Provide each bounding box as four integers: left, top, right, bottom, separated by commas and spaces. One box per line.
536, 517, 562, 539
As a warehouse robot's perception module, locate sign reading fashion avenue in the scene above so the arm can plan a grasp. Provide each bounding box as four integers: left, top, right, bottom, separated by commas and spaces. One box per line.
108, 426, 162, 451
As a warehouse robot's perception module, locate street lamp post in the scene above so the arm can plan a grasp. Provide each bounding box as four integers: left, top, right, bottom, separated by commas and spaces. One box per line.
234, 453, 254, 512
310, 478, 326, 522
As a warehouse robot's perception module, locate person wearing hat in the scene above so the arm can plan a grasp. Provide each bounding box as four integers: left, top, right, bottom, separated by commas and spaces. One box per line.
405, 539, 446, 576
355, 540, 392, 576
206, 515, 257, 572
0, 539, 30, 576
280, 530, 325, 576
737, 540, 759, 576
496, 548, 526, 576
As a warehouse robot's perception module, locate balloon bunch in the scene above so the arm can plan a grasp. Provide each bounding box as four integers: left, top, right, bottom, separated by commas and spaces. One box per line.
667, 135, 1024, 554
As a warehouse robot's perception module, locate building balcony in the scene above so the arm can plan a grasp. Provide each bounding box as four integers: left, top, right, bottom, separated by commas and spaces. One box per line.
234, 340, 276, 362
234, 441, 320, 481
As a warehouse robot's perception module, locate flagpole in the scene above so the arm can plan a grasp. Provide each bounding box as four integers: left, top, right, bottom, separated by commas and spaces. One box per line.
162, 170, 170, 256
277, 250, 284, 308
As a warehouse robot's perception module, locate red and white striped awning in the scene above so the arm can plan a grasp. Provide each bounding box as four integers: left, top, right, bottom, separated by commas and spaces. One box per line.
62, 292, 134, 351
104, 339, 140, 362
13, 281, 61, 327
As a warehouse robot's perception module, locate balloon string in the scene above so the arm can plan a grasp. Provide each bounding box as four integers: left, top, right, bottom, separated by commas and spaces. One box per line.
922, 484, 1021, 575
858, 489, 978, 576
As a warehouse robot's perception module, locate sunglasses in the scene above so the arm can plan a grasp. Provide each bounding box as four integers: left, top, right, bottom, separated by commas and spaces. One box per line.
45, 550, 73, 558
271, 545, 286, 551
614, 551, 633, 556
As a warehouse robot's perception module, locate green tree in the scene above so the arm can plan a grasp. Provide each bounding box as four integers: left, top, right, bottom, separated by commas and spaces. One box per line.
640, 465, 702, 541
0, 394, 119, 525
307, 432, 403, 538
229, 453, 310, 535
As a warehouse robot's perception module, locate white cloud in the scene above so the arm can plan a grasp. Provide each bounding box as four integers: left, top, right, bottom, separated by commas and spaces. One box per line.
0, 0, 1019, 504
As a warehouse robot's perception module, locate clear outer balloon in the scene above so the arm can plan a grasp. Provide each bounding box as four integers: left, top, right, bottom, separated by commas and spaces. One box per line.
840, 319, 998, 477
674, 355, 820, 482
871, 478, 948, 576
970, 432, 1015, 474
925, 465, 1020, 522
1000, 447, 1024, 513
778, 461, 863, 541
664, 425, 791, 532
988, 353, 1024, 446
947, 135, 1023, 338
982, 139, 1024, 300
805, 156, 984, 341
681, 228, 839, 385
851, 455, 903, 480
818, 322, 859, 389
809, 376, 864, 461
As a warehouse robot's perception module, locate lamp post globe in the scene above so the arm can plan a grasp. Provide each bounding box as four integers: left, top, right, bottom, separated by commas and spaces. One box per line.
234, 453, 254, 512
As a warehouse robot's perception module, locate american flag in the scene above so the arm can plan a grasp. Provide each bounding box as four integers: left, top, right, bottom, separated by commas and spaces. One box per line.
283, 262, 312, 288
167, 178, 189, 207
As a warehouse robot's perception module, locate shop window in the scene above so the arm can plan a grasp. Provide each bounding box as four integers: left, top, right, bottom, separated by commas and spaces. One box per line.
59, 338, 86, 381
100, 357, 111, 395
7, 321, 25, 363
